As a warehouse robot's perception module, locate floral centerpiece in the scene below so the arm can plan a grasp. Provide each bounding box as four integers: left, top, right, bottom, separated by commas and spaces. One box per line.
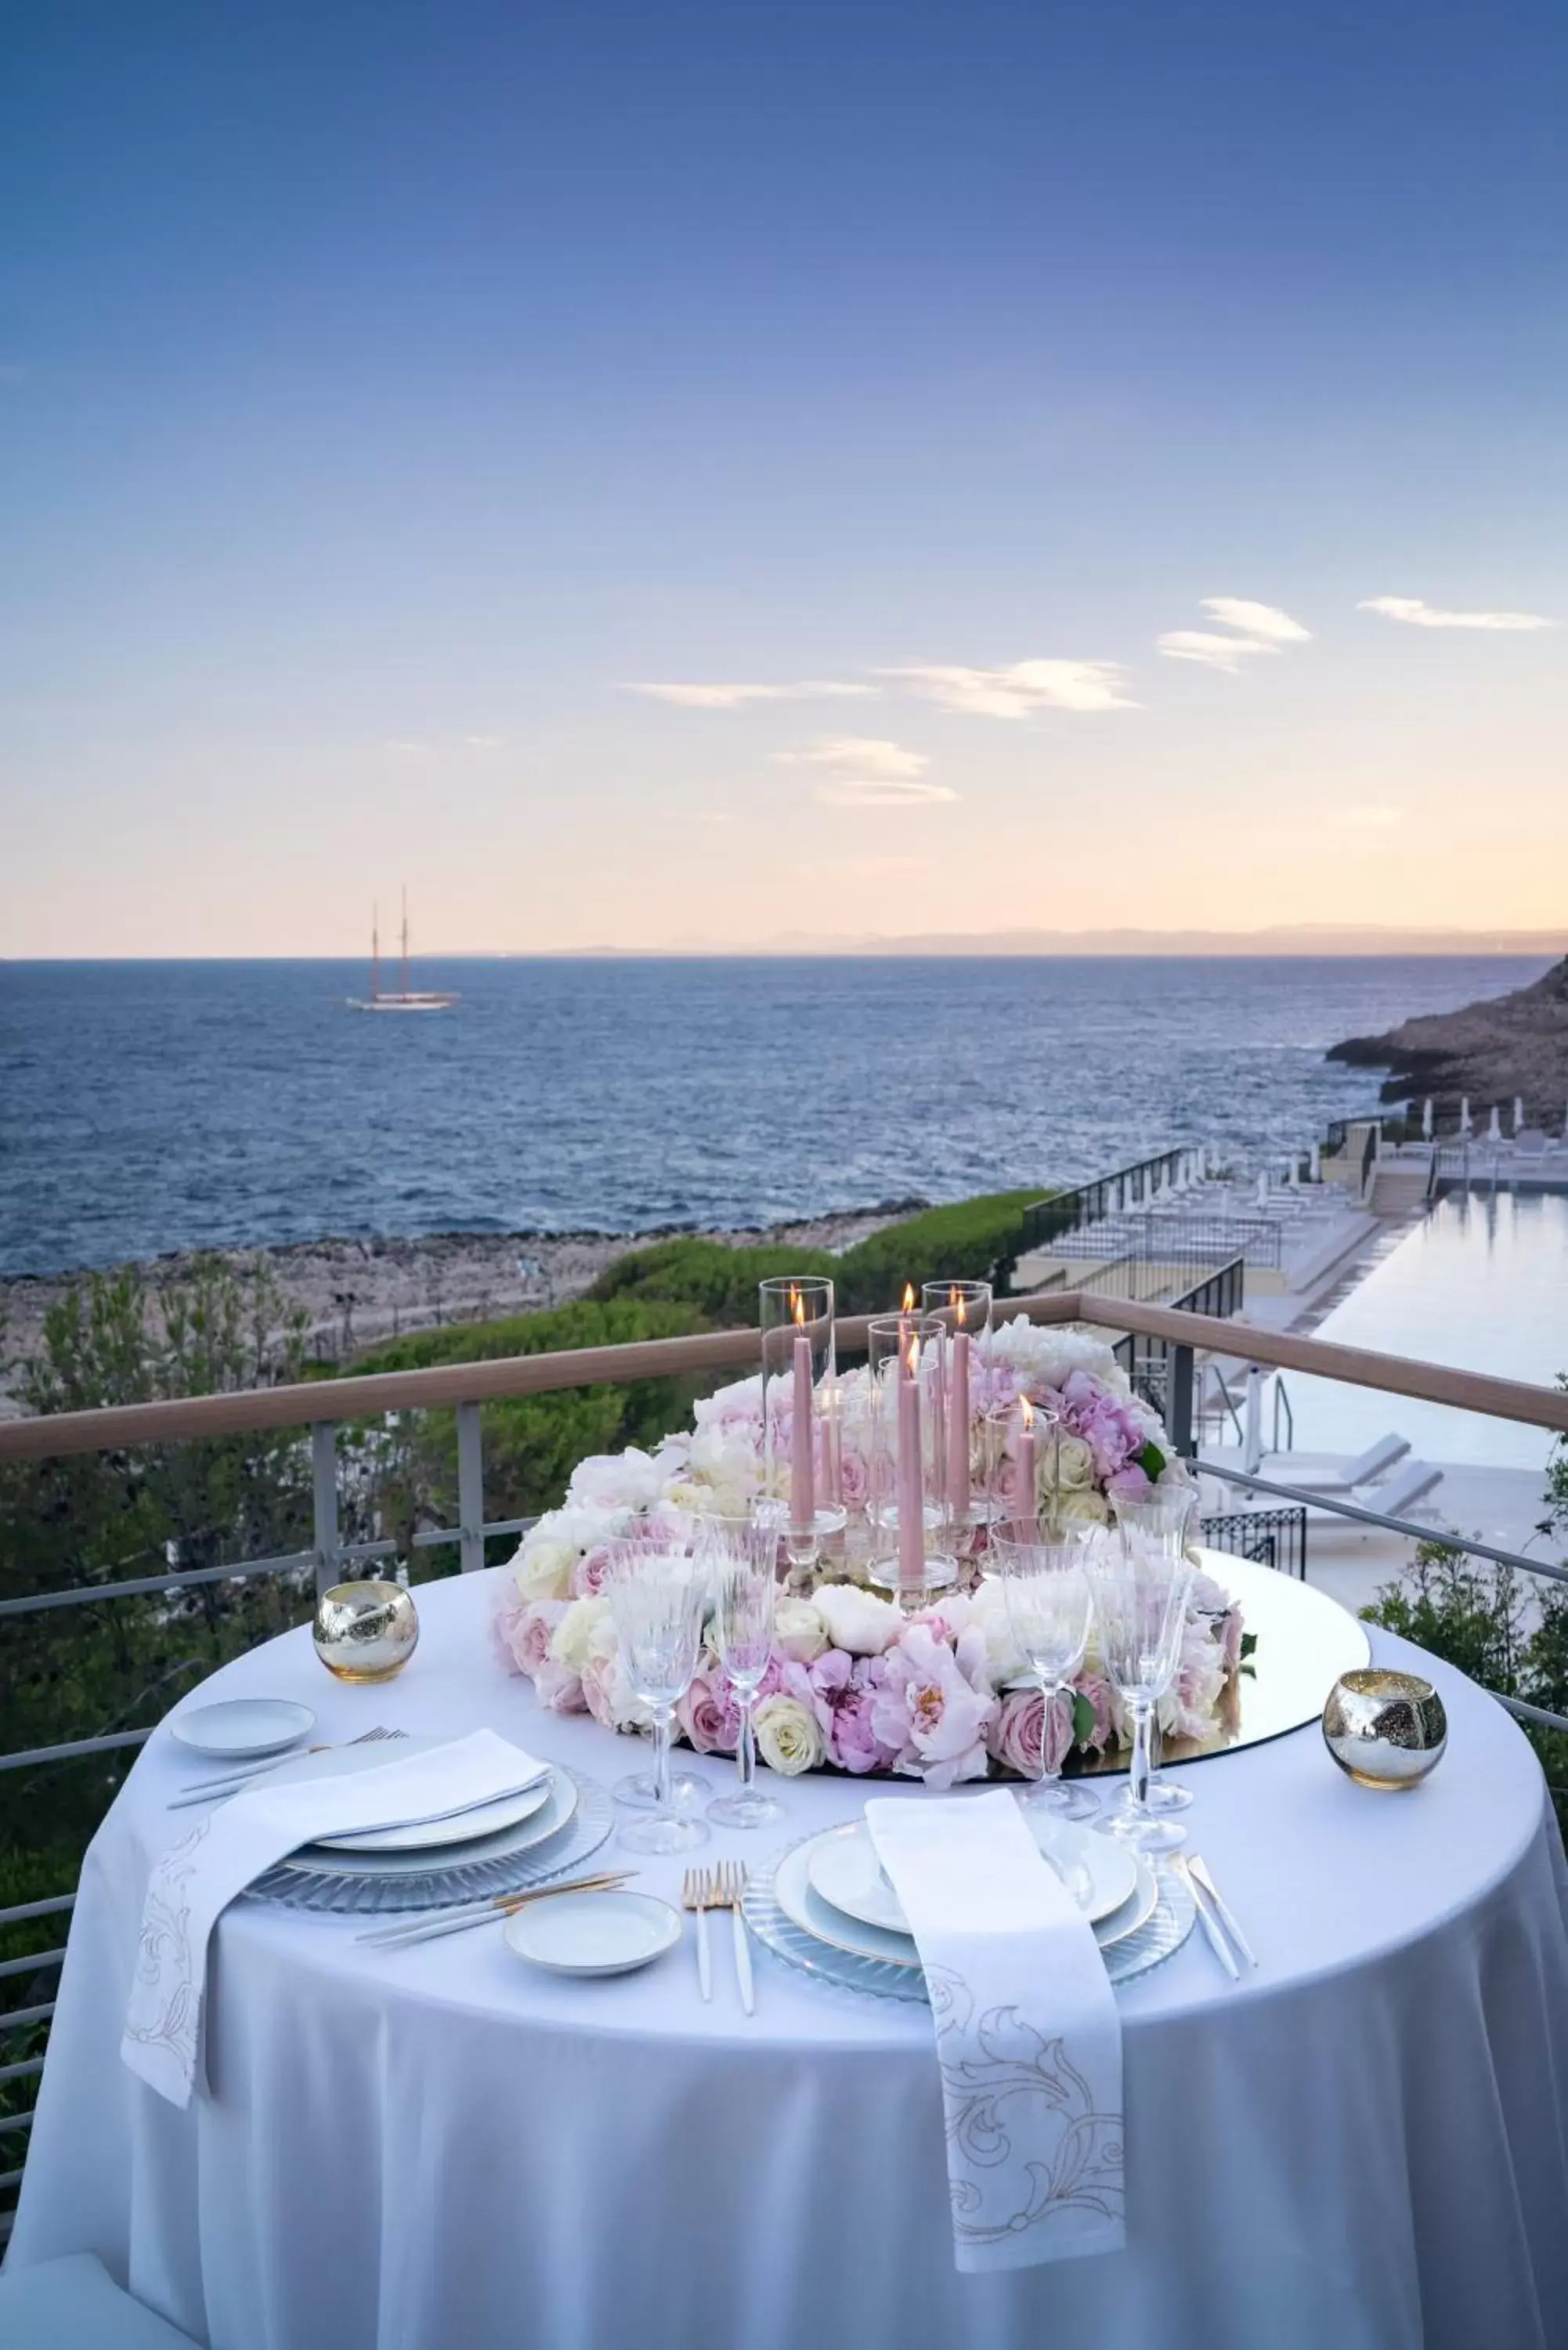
493, 1317, 1246, 1787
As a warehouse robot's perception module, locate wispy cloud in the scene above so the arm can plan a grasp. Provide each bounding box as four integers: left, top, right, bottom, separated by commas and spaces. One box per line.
879, 660, 1134, 718
774, 736, 958, 806
1328, 804, 1406, 830
1158, 596, 1312, 671
382, 738, 428, 753
463, 733, 503, 749
1357, 595, 1552, 633
625, 678, 876, 709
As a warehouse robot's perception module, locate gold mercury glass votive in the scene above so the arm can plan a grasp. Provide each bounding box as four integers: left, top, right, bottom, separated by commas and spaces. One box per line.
1322, 1668, 1447, 1789
313, 1579, 420, 1683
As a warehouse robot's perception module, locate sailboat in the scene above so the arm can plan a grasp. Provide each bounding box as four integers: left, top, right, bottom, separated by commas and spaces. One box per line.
349, 891, 459, 1011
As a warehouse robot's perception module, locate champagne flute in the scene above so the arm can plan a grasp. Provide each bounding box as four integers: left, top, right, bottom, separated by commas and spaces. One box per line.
606, 1535, 710, 1856
1089, 1492, 1196, 1856
1111, 1485, 1199, 1820
988, 1527, 1100, 1822
702, 1506, 784, 1829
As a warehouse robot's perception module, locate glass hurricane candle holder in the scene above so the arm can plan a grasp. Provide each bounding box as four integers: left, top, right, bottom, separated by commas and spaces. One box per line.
864, 1311, 958, 1603
313, 1579, 420, 1683
759, 1276, 847, 1585
921, 1280, 992, 1552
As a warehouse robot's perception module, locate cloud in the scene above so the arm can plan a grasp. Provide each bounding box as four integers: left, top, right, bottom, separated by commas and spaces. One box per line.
774, 736, 958, 806
1158, 596, 1312, 671
1155, 631, 1274, 674
1328, 805, 1406, 830
382, 738, 428, 753
625, 678, 876, 709
1200, 598, 1311, 645
879, 660, 1134, 717
1357, 595, 1552, 633
463, 734, 503, 750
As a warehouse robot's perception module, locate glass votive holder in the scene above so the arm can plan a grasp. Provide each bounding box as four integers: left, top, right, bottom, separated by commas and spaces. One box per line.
313, 1579, 420, 1682
759, 1275, 847, 1581
864, 1311, 958, 1601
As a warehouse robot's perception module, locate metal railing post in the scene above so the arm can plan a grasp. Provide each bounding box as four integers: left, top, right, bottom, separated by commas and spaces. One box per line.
311, 1421, 341, 1598
1169, 1343, 1195, 1459
456, 1402, 486, 1574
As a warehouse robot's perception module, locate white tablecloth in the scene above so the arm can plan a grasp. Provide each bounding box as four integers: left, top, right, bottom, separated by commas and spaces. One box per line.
10, 1567, 1568, 2350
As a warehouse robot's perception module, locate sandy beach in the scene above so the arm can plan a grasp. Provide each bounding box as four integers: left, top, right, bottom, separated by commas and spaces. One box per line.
0, 1206, 916, 1417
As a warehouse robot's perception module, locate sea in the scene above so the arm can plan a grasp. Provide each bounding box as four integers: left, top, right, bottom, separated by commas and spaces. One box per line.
0, 956, 1550, 1279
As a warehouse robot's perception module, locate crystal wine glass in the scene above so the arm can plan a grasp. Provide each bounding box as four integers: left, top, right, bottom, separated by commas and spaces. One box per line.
1110, 1485, 1198, 1820
606, 1535, 711, 1856
988, 1527, 1100, 1822
1088, 1497, 1196, 1856
702, 1507, 784, 1829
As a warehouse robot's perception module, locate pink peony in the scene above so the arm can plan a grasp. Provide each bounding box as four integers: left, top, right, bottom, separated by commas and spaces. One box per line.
810, 1648, 896, 1775
988, 1684, 1074, 1779
870, 1624, 996, 1788
532, 1658, 587, 1714
1106, 1463, 1152, 1506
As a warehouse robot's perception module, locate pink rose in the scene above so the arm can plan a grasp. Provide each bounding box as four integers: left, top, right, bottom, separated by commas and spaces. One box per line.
677, 1668, 742, 1756
496, 1595, 568, 1680
1074, 1672, 1113, 1752
987, 1684, 1074, 1779
532, 1658, 587, 1713
571, 1542, 616, 1599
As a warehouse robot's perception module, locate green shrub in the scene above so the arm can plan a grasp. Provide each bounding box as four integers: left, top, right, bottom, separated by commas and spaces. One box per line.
833, 1189, 1044, 1314
590, 1240, 836, 1325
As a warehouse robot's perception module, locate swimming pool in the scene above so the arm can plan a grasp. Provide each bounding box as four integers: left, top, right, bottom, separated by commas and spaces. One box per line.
1280, 1191, 1568, 1474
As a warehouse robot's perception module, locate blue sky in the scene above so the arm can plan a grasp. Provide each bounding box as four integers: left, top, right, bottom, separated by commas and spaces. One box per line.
2, 0, 1564, 953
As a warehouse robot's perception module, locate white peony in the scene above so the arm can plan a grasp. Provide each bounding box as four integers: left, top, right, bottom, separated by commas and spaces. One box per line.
773, 1596, 829, 1665
753, 1694, 826, 1776
567, 1447, 668, 1514
966, 1577, 1030, 1686
814, 1582, 901, 1657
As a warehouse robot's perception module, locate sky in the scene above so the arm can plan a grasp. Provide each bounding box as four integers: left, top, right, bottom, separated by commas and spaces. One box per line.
2, 0, 1565, 956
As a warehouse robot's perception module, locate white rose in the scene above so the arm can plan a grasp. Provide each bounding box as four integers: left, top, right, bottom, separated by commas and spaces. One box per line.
967, 1578, 1030, 1687
753, 1694, 826, 1777
567, 1447, 667, 1514
1053, 1488, 1110, 1525
512, 1521, 580, 1603
773, 1596, 829, 1665
814, 1582, 902, 1657
548, 1595, 613, 1674
1050, 1435, 1096, 1491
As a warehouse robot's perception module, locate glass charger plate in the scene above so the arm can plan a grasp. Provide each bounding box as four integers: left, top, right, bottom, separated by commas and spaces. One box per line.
742, 1831, 1195, 2004
246, 1767, 612, 1915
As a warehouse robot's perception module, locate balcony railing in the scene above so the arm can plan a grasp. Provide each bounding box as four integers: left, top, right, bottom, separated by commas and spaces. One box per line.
3, 1283, 1566, 2233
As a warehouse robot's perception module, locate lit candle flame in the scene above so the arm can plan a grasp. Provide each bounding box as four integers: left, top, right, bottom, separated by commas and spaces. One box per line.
901, 1282, 916, 1313
793, 1290, 807, 1329
1020, 1394, 1035, 1430
952, 1289, 967, 1327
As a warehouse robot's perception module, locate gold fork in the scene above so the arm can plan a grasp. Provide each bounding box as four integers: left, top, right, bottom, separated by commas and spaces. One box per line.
713, 1860, 753, 2016
681, 1867, 714, 2001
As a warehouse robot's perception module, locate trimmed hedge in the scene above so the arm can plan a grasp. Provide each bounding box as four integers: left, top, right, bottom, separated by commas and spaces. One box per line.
589, 1241, 837, 1325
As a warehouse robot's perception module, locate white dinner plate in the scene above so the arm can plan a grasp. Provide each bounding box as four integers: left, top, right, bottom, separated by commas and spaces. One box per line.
168, 1698, 316, 1761
258, 1735, 555, 1858
282, 1759, 580, 1878
807, 1813, 1138, 1936
776, 1829, 1158, 1971
504, 1892, 681, 1977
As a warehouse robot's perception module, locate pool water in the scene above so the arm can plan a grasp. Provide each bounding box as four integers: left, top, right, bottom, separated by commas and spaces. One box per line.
1280, 1191, 1568, 1474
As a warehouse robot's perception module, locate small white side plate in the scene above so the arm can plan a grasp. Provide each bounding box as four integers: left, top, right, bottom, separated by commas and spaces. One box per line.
168, 1699, 316, 1761
504, 1892, 681, 1978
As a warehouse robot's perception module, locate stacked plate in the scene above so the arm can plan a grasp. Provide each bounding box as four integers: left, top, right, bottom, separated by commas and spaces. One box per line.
742, 1813, 1194, 2003
246, 1737, 614, 1917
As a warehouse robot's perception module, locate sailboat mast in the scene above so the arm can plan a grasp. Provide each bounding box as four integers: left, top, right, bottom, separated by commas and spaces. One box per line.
400, 886, 410, 996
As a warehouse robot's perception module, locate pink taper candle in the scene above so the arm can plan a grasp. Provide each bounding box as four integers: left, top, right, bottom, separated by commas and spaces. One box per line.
791, 1325, 815, 1536
1013, 1397, 1038, 1532
946, 1321, 971, 1520
898, 1336, 925, 1594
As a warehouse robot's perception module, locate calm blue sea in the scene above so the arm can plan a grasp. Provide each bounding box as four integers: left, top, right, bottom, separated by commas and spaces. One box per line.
0, 956, 1549, 1278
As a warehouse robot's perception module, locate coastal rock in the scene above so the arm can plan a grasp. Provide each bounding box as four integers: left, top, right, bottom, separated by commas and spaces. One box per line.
1328, 957, 1568, 1121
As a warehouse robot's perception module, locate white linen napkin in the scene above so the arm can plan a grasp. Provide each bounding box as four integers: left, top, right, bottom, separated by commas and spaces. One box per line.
123, 1729, 548, 2107
865, 1791, 1125, 2272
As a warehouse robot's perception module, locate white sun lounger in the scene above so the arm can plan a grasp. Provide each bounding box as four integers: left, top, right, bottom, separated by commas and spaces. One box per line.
1365, 1459, 1443, 1519
1262, 1433, 1411, 1495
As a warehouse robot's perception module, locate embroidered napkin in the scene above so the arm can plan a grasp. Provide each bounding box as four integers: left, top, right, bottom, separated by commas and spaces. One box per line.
865, 1791, 1125, 2272
123, 1730, 549, 2107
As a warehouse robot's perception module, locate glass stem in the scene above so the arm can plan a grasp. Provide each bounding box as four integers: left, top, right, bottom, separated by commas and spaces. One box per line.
1038, 1676, 1061, 1791
1148, 1710, 1163, 1781
1129, 1697, 1154, 1813
652, 1705, 674, 1811
735, 1694, 757, 1794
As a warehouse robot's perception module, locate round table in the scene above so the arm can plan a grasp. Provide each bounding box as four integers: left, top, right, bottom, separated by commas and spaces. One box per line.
11, 1567, 1568, 2350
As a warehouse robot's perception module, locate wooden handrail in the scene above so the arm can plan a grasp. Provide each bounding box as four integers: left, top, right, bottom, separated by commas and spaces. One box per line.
0, 1287, 1563, 1462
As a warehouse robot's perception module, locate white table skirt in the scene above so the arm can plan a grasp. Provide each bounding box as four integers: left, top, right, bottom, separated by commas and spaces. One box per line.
10, 1567, 1568, 2350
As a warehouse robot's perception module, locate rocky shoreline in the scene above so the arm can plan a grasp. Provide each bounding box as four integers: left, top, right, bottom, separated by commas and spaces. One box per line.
0, 1205, 921, 1416
1329, 956, 1568, 1124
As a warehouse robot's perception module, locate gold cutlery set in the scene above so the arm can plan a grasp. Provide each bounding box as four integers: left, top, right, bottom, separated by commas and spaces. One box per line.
681, 1862, 753, 2014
